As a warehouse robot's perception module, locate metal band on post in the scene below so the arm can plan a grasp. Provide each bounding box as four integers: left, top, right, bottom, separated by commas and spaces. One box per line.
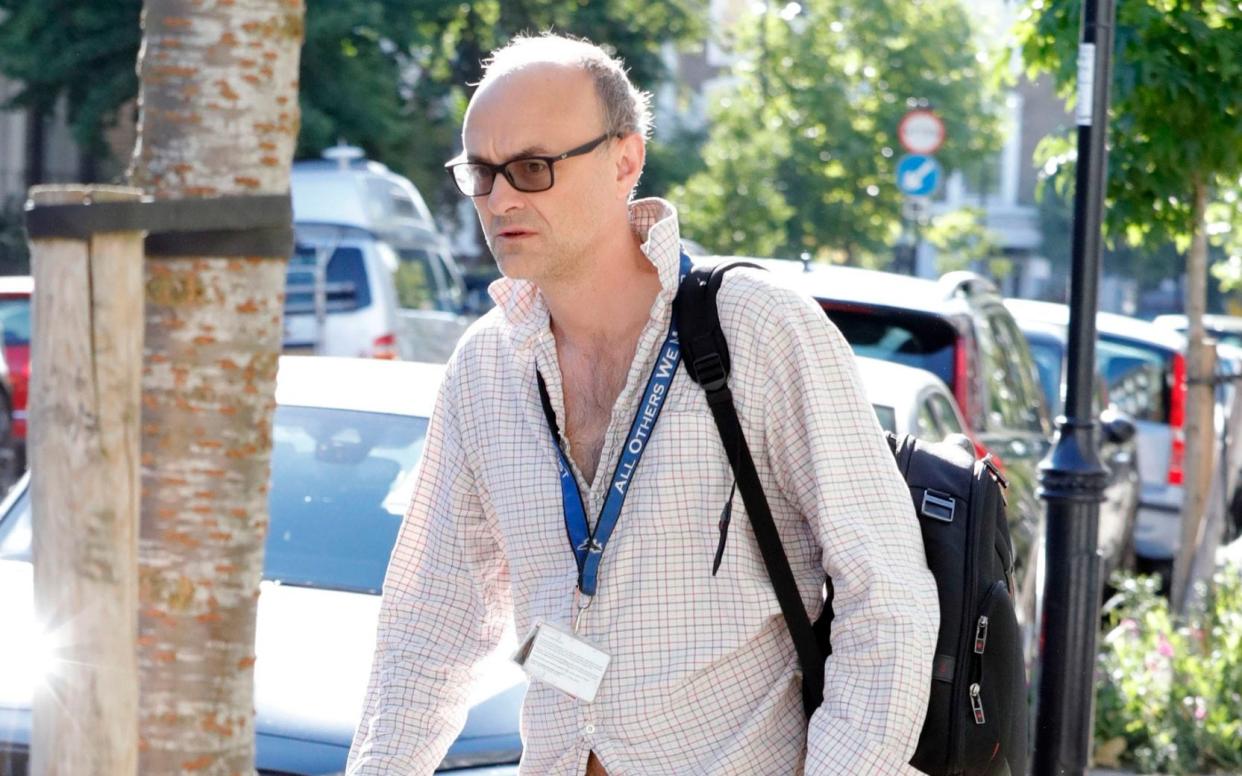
24, 194, 294, 258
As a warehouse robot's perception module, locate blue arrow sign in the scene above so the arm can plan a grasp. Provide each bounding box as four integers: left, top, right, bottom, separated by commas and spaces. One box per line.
896, 154, 942, 197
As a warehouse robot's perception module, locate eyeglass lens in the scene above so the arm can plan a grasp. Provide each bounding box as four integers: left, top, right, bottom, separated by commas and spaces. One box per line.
455, 158, 552, 195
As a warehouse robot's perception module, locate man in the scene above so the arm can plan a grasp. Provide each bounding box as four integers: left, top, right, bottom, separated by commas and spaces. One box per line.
347, 33, 938, 776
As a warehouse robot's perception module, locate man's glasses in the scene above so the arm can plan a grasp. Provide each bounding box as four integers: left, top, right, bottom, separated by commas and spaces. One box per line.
445, 133, 616, 197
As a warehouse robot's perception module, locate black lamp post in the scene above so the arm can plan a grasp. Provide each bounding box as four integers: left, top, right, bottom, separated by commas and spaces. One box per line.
1032, 0, 1117, 772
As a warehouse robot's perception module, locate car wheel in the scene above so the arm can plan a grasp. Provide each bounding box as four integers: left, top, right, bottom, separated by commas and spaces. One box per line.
1228, 482, 1242, 543
1134, 555, 1174, 598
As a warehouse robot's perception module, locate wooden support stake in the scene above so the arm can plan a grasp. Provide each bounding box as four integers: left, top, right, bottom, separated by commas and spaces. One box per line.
27, 185, 144, 776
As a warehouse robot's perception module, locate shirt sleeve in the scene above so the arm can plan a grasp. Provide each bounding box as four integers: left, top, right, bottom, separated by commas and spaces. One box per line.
756, 282, 940, 776
346, 360, 512, 775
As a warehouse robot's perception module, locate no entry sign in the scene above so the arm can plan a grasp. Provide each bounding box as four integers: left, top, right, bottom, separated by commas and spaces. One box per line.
898, 110, 946, 155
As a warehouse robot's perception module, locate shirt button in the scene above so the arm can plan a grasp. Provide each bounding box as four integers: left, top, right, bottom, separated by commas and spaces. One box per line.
584, 724, 596, 735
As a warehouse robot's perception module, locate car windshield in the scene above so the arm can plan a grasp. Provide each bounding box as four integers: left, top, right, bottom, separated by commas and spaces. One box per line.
1211, 331, 1242, 349
1024, 336, 1064, 417
0, 404, 428, 594
0, 298, 31, 346
822, 305, 958, 389
1097, 337, 1171, 424
872, 404, 897, 434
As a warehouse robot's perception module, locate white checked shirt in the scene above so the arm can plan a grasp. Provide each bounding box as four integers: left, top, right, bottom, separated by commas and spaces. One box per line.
347, 199, 939, 775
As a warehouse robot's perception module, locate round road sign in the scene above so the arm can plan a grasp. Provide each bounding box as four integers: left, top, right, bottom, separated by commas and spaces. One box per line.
898, 110, 945, 155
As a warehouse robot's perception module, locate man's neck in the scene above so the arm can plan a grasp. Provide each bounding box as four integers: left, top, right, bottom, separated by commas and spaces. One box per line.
542, 243, 661, 353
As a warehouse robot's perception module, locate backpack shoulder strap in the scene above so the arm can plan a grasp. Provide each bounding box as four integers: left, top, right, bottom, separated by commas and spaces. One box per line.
674, 260, 826, 719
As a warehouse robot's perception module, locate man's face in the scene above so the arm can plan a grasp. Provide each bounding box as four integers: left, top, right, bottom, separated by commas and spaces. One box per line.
460, 65, 622, 283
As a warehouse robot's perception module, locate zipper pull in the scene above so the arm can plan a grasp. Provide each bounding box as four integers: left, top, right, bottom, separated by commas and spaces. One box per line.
974, 615, 989, 654
970, 683, 986, 725
712, 483, 736, 576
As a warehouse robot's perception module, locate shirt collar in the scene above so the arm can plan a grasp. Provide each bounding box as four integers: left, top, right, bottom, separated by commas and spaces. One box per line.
487, 197, 684, 349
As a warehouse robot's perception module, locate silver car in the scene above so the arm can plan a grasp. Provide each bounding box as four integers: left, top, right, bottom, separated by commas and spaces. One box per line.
0, 357, 524, 775
1005, 300, 1186, 571
854, 356, 968, 442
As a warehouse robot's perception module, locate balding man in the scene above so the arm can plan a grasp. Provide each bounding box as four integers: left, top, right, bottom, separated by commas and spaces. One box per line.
347, 33, 937, 776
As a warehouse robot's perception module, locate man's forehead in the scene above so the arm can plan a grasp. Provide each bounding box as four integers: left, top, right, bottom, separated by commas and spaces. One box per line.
463, 64, 600, 156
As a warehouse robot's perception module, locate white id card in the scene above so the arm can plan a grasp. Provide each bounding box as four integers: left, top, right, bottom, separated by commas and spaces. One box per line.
512, 620, 611, 703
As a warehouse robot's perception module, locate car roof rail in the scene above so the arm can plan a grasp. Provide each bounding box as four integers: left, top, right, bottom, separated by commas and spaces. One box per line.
938, 270, 998, 301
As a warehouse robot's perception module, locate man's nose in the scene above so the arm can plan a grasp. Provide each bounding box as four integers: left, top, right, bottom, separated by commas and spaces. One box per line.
484, 172, 524, 215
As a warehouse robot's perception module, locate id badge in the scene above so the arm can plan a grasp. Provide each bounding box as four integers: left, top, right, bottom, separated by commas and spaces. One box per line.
512, 620, 611, 703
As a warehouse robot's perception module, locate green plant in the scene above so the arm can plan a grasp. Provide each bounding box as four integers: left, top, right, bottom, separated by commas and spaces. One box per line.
1094, 565, 1242, 774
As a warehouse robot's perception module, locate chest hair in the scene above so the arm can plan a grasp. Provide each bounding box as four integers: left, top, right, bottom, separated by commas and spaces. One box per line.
559, 344, 635, 484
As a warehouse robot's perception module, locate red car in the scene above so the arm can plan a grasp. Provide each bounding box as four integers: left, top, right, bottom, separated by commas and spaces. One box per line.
0, 276, 30, 469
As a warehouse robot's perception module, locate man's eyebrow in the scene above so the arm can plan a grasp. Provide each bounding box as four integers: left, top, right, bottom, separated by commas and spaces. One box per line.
466, 144, 551, 164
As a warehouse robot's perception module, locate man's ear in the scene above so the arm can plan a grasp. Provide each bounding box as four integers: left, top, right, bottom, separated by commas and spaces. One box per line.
613, 133, 646, 200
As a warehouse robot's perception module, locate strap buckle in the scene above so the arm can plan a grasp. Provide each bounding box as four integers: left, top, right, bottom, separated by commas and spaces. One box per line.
692, 353, 728, 392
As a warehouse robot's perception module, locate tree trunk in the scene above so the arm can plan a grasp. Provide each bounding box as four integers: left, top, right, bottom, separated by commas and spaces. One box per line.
1173, 179, 1215, 611
27, 185, 145, 776
127, 1, 303, 772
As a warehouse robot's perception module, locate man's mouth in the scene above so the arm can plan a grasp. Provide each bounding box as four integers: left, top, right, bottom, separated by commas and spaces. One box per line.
497, 227, 536, 239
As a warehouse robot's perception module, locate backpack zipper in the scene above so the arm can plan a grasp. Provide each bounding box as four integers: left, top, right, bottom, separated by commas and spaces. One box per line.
968, 580, 1005, 730
974, 615, 989, 655
970, 683, 986, 725
949, 466, 986, 767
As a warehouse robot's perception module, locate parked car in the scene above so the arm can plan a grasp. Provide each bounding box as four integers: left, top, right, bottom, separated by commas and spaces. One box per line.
717, 259, 1052, 653
0, 357, 523, 775
1005, 299, 1194, 581
854, 356, 968, 442
0, 277, 30, 473
1009, 314, 1142, 583
1152, 313, 1242, 349
287, 145, 474, 362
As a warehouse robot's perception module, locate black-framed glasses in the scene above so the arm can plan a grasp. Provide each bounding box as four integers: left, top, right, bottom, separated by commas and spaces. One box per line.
445, 133, 616, 197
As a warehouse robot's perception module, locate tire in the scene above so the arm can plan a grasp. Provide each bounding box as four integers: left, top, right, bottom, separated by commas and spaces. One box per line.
1228, 483, 1242, 543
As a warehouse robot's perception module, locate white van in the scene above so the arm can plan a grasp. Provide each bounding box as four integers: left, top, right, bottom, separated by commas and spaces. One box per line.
285, 146, 473, 361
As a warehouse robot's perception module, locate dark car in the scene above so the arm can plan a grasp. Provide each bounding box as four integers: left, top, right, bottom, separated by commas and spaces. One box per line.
0, 357, 523, 775
1011, 315, 1142, 584
0, 277, 30, 474
721, 259, 1053, 652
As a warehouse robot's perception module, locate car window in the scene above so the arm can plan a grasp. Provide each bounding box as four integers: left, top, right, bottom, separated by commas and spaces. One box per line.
929, 393, 965, 437
916, 400, 942, 440
285, 245, 372, 314
823, 306, 958, 388
1097, 338, 1170, 424
0, 482, 30, 562
267, 405, 428, 594
872, 404, 897, 434
395, 248, 439, 310
984, 309, 1047, 434
1025, 337, 1064, 417
0, 407, 430, 594
978, 313, 1019, 431
1209, 331, 1242, 349
0, 299, 31, 346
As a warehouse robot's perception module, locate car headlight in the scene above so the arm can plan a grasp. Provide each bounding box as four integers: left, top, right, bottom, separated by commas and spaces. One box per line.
0, 563, 44, 707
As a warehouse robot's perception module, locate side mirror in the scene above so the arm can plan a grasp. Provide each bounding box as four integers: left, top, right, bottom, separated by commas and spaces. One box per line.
1100, 407, 1137, 445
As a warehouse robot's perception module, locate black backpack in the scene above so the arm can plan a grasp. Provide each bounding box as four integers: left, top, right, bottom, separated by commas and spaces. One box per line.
674, 261, 1029, 776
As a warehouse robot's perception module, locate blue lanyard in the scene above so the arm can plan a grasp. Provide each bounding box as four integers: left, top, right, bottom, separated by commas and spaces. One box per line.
537, 252, 692, 597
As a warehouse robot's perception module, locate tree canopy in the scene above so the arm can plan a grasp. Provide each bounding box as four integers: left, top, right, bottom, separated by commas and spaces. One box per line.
672, 0, 1006, 265
1016, 0, 1241, 262
0, 0, 707, 213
